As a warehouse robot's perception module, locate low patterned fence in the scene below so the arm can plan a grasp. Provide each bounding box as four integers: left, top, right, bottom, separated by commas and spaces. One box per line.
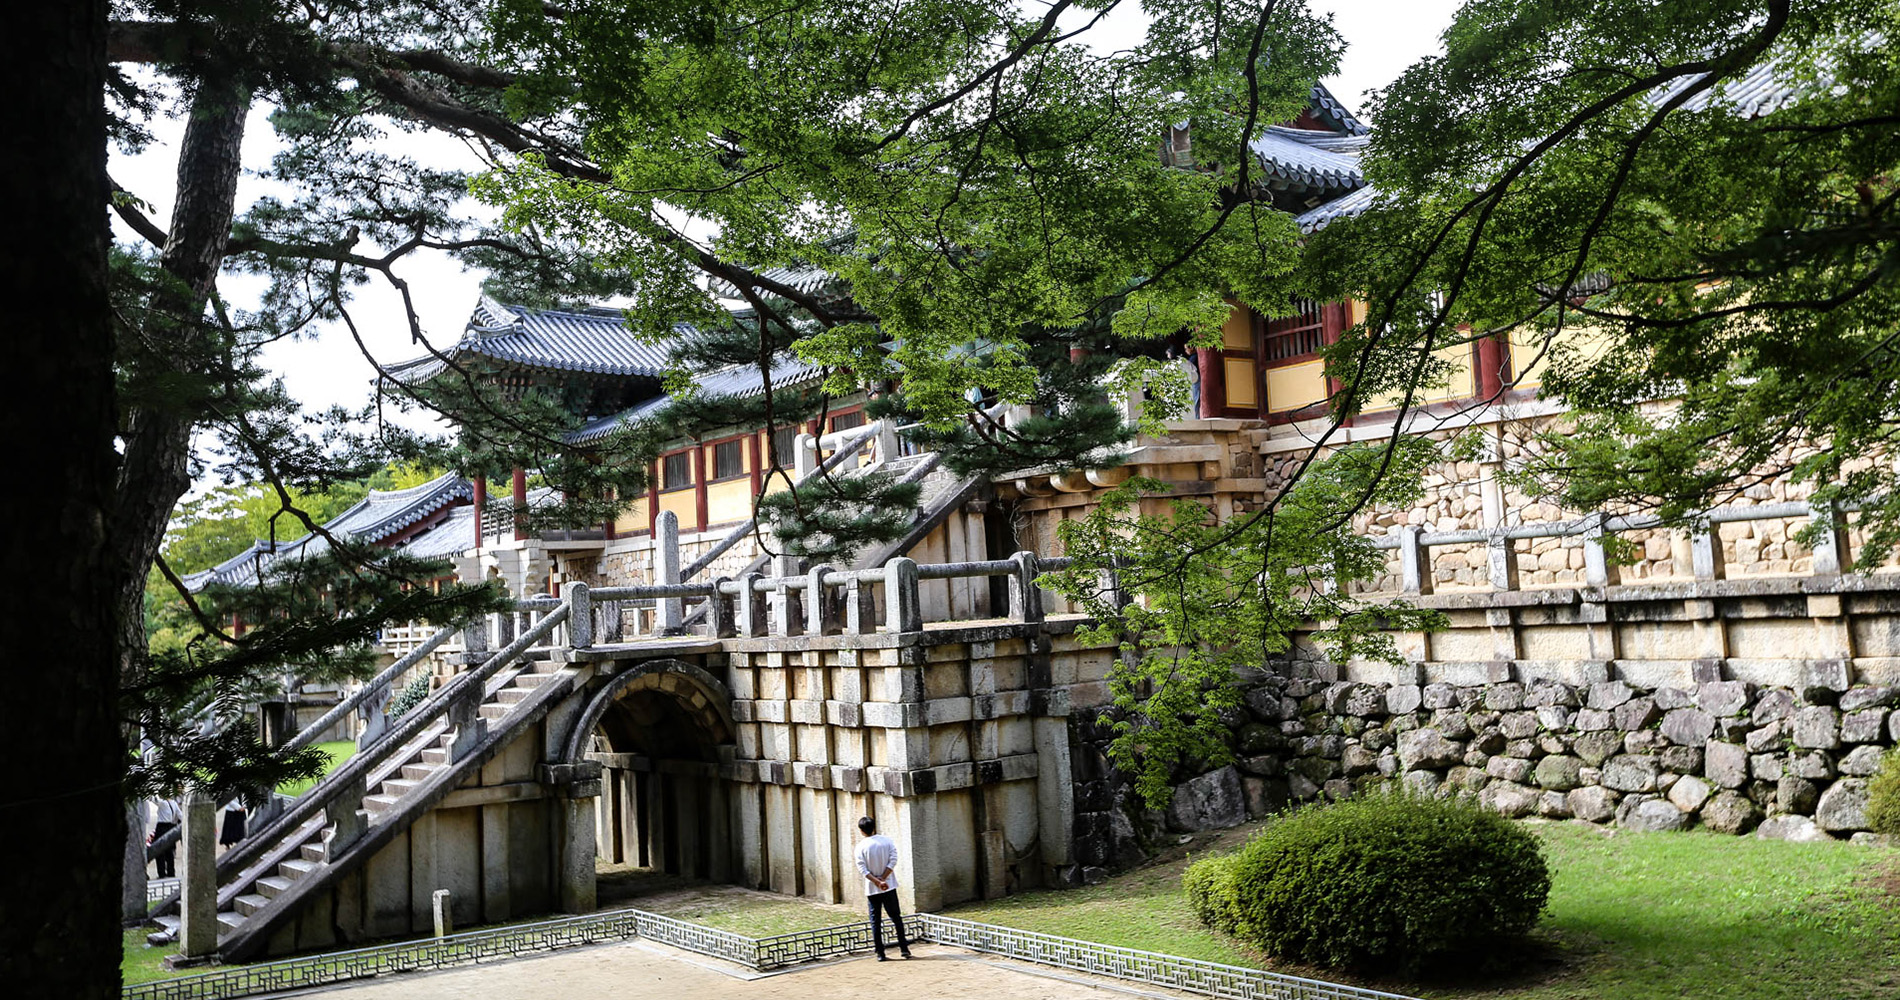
914, 914, 1419, 1000
127, 907, 1415, 1000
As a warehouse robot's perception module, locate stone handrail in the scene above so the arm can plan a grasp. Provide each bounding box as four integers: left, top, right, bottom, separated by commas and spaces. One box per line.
1365, 498, 1855, 594
152, 604, 569, 917
145, 625, 463, 862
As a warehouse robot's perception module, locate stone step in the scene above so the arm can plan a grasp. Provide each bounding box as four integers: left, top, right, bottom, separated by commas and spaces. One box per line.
364, 792, 403, 814
218, 911, 244, 935
301, 843, 326, 863
497, 687, 531, 705
233, 893, 270, 917
514, 673, 554, 689
256, 875, 295, 899
479, 703, 510, 721
146, 913, 179, 946
401, 762, 442, 781
421, 747, 449, 765
278, 858, 319, 881
378, 778, 422, 798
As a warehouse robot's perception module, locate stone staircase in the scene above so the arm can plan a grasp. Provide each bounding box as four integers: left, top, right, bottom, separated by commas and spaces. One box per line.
149, 610, 585, 960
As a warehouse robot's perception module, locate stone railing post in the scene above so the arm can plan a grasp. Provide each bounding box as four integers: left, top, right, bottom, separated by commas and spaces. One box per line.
1486, 530, 1519, 592
656, 511, 683, 632
1690, 522, 1726, 580
1398, 526, 1432, 595
1582, 513, 1619, 589
1008, 551, 1045, 623
876, 418, 899, 464
845, 572, 876, 633
177, 787, 218, 959
322, 773, 368, 861
736, 572, 766, 637
447, 685, 486, 763
1809, 501, 1850, 576
805, 564, 835, 636
794, 432, 819, 479
563, 581, 593, 649
708, 577, 735, 637
884, 557, 922, 633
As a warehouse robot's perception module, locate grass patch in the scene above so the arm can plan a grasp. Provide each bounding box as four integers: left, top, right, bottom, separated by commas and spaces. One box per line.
947, 818, 1900, 1000
122, 928, 228, 985
595, 864, 857, 937
276, 740, 356, 797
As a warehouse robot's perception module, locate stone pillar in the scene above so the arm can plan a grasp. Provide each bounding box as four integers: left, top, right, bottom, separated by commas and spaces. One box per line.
656, 512, 682, 633
558, 785, 599, 913
1033, 717, 1074, 869
764, 783, 802, 895
801, 786, 841, 903
892, 793, 942, 913
408, 811, 439, 935
481, 802, 512, 923
177, 788, 219, 959
123, 802, 148, 923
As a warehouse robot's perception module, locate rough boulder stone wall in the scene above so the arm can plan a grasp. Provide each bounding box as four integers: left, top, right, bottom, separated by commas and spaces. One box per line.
1099, 672, 1898, 853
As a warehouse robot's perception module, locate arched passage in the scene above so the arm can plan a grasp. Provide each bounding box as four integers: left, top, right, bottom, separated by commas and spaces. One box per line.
563, 660, 737, 883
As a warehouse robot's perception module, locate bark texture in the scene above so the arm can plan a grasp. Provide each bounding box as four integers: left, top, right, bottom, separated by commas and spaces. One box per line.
0, 1, 123, 997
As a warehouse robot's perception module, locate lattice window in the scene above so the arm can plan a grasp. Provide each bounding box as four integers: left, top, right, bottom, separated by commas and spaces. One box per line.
712, 440, 744, 479
1265, 299, 1327, 364
661, 451, 692, 490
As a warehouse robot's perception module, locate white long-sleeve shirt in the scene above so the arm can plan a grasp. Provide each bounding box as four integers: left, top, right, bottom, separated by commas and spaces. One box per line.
854, 834, 900, 898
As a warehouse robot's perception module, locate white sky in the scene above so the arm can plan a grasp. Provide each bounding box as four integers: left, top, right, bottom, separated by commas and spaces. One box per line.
109, 0, 1463, 455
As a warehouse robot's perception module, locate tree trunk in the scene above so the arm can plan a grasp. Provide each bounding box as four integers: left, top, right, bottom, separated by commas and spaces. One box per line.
111, 76, 252, 696
0, 1, 122, 997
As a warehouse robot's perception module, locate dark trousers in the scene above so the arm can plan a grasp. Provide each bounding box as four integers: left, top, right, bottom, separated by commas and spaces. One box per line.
867, 889, 910, 957
152, 821, 177, 878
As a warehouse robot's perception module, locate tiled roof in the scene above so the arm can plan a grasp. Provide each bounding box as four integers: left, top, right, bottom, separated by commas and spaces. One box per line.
180, 474, 474, 591
1249, 127, 1366, 192
568, 355, 826, 445
1308, 82, 1370, 135
1296, 185, 1381, 233
386, 296, 679, 384
399, 505, 478, 560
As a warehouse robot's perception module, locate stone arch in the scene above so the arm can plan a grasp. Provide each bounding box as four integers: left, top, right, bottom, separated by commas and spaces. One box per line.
563, 658, 737, 882
559, 658, 733, 766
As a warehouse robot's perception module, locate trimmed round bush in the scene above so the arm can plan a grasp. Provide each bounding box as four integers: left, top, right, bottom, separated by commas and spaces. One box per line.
1869, 747, 1900, 836
1186, 791, 1550, 973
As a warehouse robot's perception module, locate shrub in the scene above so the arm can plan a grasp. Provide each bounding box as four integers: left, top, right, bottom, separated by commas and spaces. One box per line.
1189, 790, 1551, 974
1870, 747, 1900, 836
1183, 853, 1246, 935
385, 674, 433, 720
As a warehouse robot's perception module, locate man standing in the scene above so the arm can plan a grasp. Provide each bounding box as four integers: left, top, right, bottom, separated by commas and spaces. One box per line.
854, 816, 912, 961
150, 796, 180, 878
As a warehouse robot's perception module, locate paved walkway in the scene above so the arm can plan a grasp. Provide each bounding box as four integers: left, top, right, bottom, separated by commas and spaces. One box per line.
303, 938, 1190, 1000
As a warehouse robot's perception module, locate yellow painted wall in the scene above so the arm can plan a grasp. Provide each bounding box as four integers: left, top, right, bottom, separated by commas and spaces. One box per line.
1511, 324, 1616, 391
1266, 359, 1328, 414
1364, 344, 1476, 412
1221, 305, 1253, 350
705, 479, 754, 525
613, 495, 650, 536
1223, 357, 1258, 409
658, 489, 697, 528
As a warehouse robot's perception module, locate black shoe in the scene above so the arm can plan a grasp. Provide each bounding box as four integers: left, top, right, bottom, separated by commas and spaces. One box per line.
900, 950, 913, 959
876, 954, 890, 962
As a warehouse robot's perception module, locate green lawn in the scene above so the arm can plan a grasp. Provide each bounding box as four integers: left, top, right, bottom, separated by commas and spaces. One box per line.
947, 819, 1900, 1000
275, 740, 356, 796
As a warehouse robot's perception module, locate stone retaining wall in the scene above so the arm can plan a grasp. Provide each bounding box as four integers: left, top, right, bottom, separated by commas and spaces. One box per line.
1076, 670, 1898, 862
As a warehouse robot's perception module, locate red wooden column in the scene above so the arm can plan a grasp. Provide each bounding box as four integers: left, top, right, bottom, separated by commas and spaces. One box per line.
511, 467, 528, 541
692, 447, 709, 532
471, 475, 486, 550
1196, 346, 1225, 419
647, 463, 660, 535
1474, 330, 1509, 403
1321, 301, 1353, 426
746, 434, 762, 499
